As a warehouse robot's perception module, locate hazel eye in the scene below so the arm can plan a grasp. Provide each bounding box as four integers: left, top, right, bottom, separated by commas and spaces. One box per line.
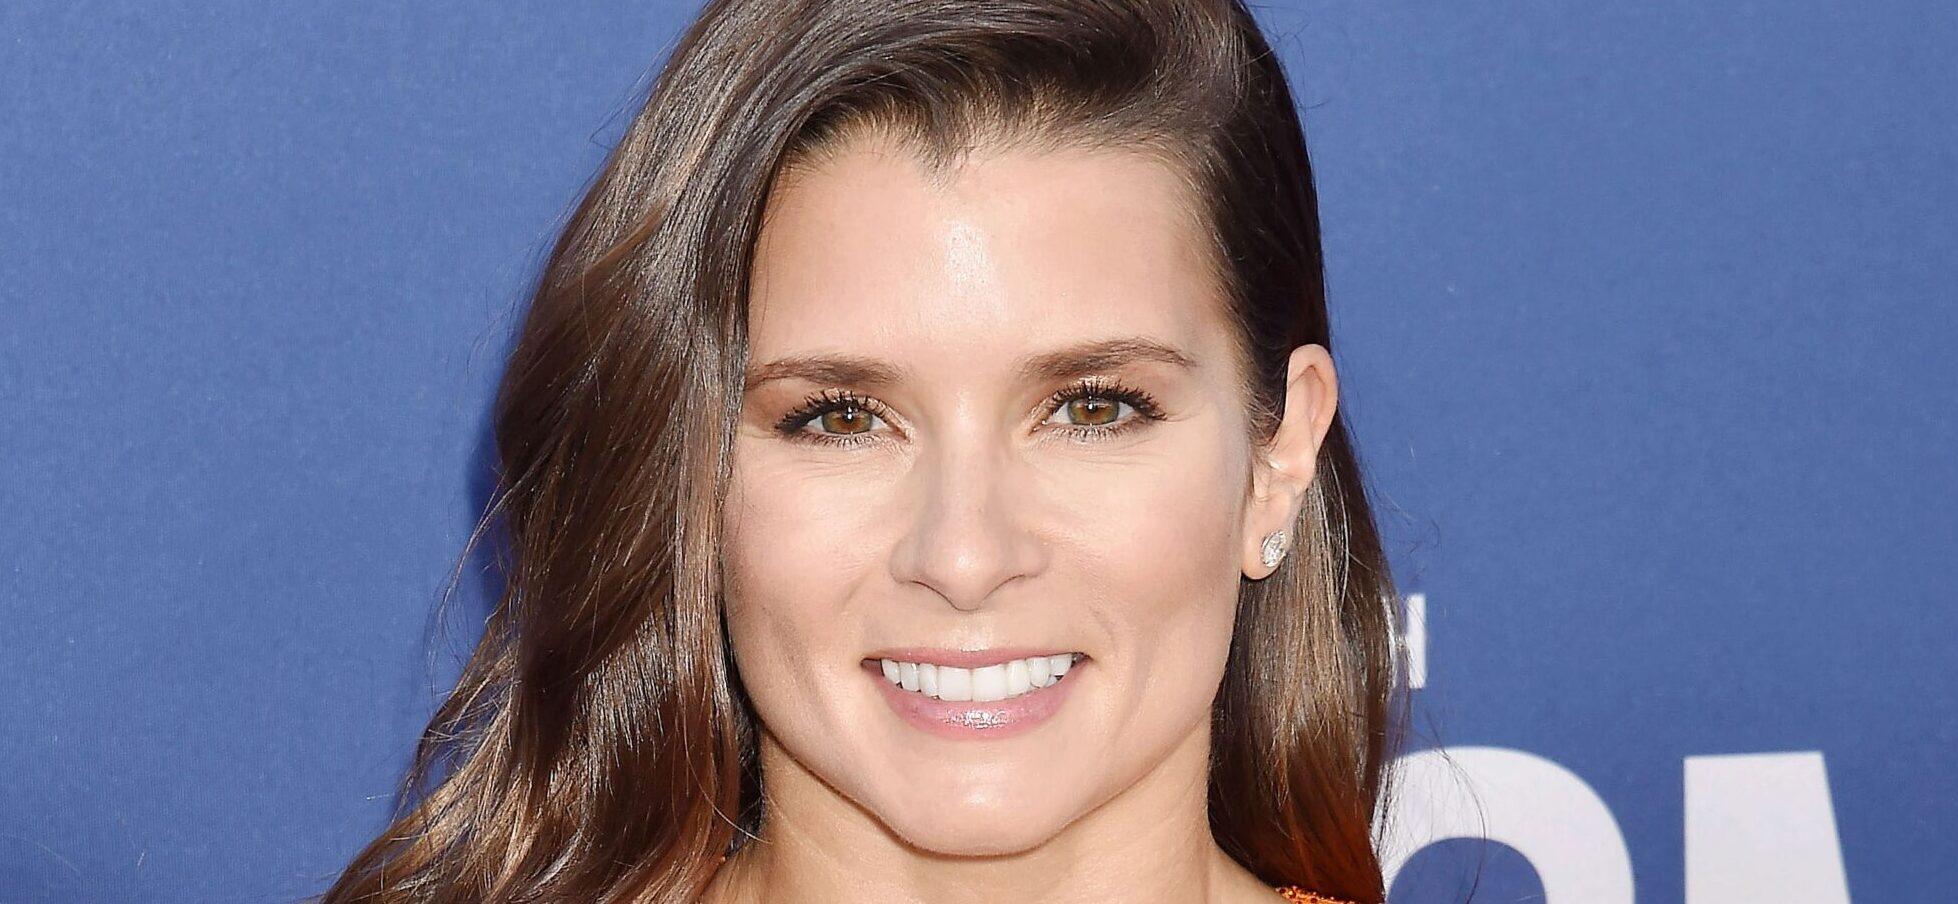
774, 389, 897, 447
1038, 378, 1165, 441
812, 404, 881, 436
1048, 395, 1128, 428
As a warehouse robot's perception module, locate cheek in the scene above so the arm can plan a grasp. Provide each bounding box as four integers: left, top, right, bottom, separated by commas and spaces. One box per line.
719, 444, 889, 698
1042, 421, 1249, 723
1053, 422, 1247, 606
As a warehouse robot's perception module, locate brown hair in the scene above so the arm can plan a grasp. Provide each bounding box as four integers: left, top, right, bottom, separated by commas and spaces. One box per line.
320, 1, 1407, 901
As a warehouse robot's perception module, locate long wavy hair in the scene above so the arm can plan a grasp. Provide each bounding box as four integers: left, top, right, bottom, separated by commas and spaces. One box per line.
320, 0, 1407, 901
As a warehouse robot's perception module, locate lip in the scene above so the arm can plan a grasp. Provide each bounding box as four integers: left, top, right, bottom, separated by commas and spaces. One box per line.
861, 646, 1085, 669
860, 651, 1088, 741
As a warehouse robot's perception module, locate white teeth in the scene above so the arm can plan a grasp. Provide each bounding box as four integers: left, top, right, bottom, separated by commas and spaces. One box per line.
1004, 659, 1031, 696
937, 664, 972, 701
971, 664, 1007, 702
876, 654, 1079, 702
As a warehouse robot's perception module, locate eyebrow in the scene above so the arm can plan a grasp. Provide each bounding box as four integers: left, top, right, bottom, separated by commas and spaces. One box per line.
742, 336, 1197, 391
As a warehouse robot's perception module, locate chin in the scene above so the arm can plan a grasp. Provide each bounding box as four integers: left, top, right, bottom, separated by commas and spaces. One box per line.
872, 786, 1077, 857
890, 816, 1065, 858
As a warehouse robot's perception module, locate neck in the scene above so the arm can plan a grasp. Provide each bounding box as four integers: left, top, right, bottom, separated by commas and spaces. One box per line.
707, 719, 1267, 904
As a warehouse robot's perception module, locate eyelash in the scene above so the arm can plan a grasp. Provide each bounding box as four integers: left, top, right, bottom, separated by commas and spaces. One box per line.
772, 377, 1166, 449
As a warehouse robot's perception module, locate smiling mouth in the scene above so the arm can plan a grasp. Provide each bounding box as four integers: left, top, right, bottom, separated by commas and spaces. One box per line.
862, 652, 1084, 703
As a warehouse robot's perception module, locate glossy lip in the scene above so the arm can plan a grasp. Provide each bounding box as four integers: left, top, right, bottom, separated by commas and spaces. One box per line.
862, 646, 1084, 669
861, 649, 1089, 741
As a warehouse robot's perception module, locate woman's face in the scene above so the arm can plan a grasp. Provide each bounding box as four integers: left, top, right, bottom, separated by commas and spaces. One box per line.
722, 133, 1313, 856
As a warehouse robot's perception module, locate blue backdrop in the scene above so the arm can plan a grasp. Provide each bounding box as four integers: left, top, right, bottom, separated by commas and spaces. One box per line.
3, 2, 1951, 901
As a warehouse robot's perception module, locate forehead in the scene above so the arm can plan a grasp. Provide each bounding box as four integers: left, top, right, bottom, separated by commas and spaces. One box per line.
746, 138, 1229, 367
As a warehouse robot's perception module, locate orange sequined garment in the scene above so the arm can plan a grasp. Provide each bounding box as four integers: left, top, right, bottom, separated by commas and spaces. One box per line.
1274, 886, 1355, 904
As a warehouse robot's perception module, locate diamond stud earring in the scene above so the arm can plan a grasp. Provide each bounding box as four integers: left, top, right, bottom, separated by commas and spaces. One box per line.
1259, 529, 1289, 569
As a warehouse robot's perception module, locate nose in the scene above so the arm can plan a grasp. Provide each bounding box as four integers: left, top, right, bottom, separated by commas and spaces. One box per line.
887, 425, 1047, 611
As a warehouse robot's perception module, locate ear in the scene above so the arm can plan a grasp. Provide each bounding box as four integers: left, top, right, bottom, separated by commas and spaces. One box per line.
1242, 343, 1340, 579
